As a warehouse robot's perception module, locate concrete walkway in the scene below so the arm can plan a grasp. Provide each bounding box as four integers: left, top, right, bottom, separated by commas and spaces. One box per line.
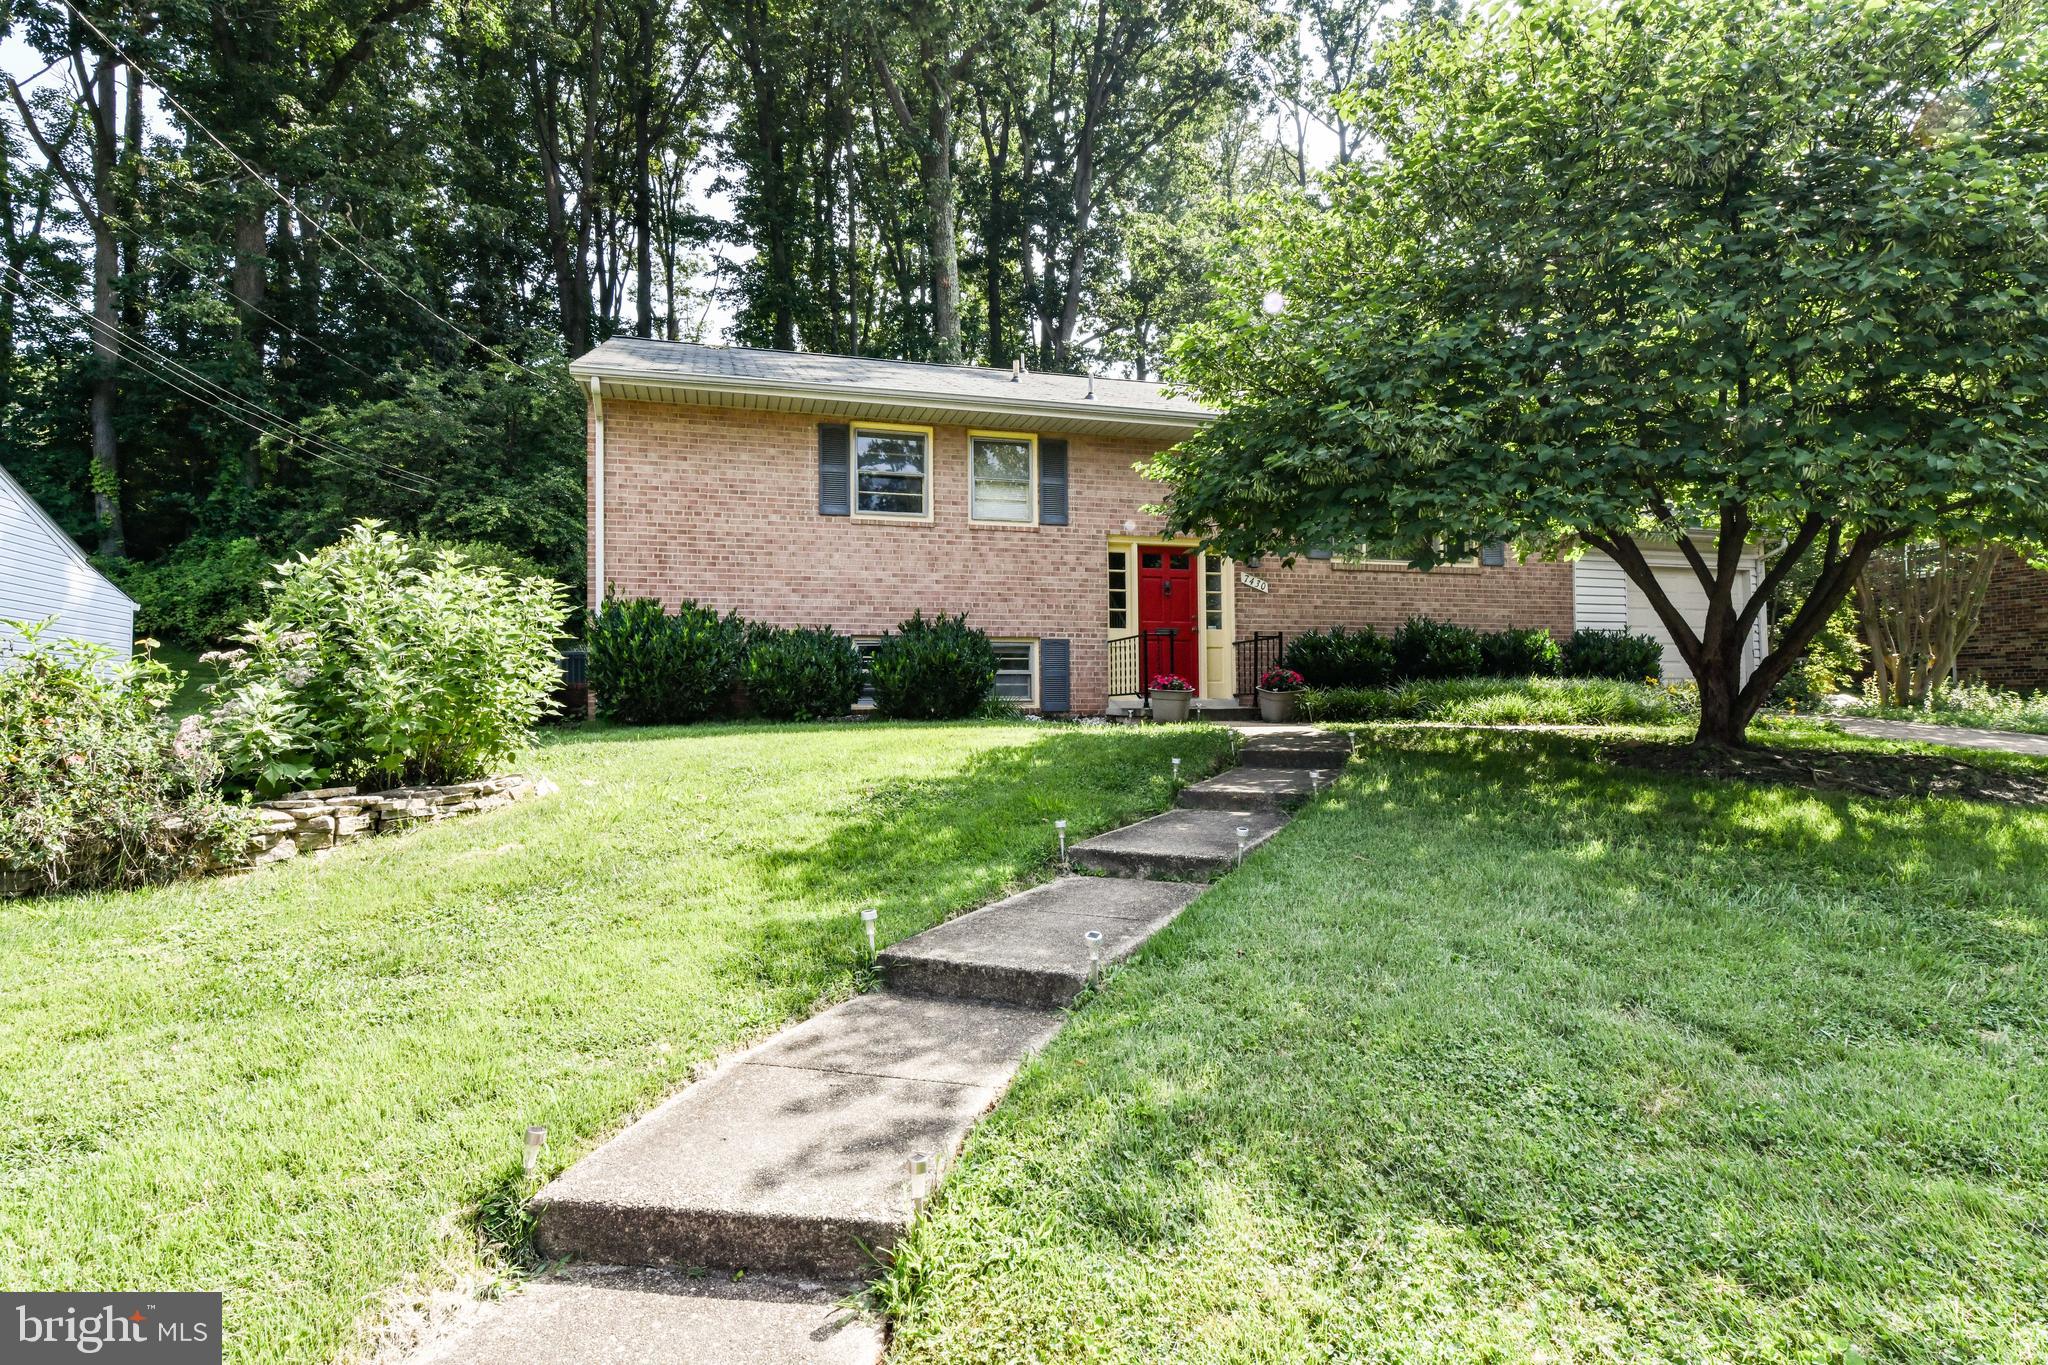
1833, 716, 2048, 757
411, 727, 1352, 1364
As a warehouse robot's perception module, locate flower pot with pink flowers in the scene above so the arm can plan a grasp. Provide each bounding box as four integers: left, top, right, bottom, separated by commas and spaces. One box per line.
1256, 667, 1305, 722
1147, 673, 1194, 722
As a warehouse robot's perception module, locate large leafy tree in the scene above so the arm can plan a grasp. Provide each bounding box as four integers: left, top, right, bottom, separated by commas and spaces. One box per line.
1157, 0, 2048, 746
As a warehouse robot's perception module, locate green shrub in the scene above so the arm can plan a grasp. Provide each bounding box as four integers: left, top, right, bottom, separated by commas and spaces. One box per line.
103, 536, 276, 646
203, 522, 565, 792
868, 611, 998, 720
1301, 677, 1688, 726
1283, 625, 1396, 688
1478, 626, 1563, 677
1, 622, 251, 893
587, 596, 747, 725
1391, 616, 1485, 680
744, 627, 862, 720
1563, 628, 1665, 681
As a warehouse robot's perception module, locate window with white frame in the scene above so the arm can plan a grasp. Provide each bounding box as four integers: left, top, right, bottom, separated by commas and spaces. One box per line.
1334, 538, 1478, 570
992, 640, 1036, 704
1108, 550, 1129, 628
970, 434, 1034, 523
855, 427, 929, 516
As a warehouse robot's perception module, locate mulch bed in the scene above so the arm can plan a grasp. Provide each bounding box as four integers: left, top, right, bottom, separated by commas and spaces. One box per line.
1604, 741, 2048, 807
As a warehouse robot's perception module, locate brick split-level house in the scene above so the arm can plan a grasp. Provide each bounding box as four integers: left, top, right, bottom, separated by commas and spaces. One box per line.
571, 341, 1768, 715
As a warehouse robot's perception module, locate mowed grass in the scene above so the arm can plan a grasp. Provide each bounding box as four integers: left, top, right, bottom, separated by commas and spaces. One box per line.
0, 720, 1233, 1363
886, 727, 2048, 1363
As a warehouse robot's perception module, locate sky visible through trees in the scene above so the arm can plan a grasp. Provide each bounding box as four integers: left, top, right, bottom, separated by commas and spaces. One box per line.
0, 0, 1401, 598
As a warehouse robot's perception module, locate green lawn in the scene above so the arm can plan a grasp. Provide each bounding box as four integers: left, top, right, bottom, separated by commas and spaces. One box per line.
0, 720, 1233, 1364
145, 641, 211, 719
886, 727, 2048, 1363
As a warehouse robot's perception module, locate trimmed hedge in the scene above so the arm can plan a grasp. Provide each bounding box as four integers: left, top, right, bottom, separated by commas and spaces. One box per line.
1283, 625, 1397, 689
588, 596, 747, 725
868, 611, 999, 720
1563, 628, 1665, 681
1480, 626, 1563, 677
745, 627, 863, 720
1391, 616, 1484, 680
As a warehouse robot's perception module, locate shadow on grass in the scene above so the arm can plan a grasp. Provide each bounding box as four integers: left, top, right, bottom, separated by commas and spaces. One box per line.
882, 726, 2048, 1360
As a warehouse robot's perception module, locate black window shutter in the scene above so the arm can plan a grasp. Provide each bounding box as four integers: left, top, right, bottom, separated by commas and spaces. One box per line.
818, 423, 851, 516
1306, 547, 1333, 560
1481, 542, 1507, 567
1038, 639, 1071, 713
1038, 438, 1069, 525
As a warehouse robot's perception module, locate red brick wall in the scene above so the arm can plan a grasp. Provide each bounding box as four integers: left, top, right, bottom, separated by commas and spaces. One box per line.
1235, 556, 1574, 642
1957, 554, 2048, 692
589, 399, 1575, 712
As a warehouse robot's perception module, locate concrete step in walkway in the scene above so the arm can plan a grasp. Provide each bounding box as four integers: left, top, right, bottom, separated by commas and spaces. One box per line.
412, 1265, 880, 1365
1177, 765, 1325, 812
415, 731, 1352, 1363
532, 992, 1061, 1276
1069, 807, 1290, 881
879, 876, 1205, 1007
1234, 730, 1356, 771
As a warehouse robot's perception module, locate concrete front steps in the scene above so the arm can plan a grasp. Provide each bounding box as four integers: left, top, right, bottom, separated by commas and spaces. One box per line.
416, 728, 1352, 1364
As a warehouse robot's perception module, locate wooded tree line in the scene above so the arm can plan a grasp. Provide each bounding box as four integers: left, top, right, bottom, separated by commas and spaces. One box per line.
0, 0, 1401, 611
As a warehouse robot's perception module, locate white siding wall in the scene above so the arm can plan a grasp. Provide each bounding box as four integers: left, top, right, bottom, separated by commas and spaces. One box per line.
0, 471, 135, 662
1574, 547, 1768, 683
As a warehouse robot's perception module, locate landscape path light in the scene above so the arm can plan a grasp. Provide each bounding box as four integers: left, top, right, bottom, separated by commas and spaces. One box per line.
1236, 825, 1249, 867
1055, 818, 1068, 867
1085, 929, 1104, 981
523, 1126, 546, 1176
860, 907, 878, 957
907, 1151, 934, 1214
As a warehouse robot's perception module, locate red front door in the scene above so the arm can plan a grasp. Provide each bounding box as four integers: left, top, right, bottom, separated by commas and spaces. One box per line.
1137, 546, 1199, 688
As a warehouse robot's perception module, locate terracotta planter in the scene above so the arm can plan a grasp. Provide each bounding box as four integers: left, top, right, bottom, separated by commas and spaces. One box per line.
1148, 689, 1193, 722
1257, 687, 1301, 723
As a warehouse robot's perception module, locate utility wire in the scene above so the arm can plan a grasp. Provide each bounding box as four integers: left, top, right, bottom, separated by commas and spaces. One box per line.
50, 0, 560, 385
157, 241, 384, 385
3, 266, 439, 492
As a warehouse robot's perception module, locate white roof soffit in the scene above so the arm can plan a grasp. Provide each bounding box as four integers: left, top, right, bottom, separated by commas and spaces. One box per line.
569, 341, 1213, 441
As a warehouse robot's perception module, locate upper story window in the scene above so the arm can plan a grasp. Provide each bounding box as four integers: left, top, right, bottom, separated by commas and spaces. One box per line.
1334, 539, 1479, 570
970, 433, 1035, 524
855, 426, 930, 517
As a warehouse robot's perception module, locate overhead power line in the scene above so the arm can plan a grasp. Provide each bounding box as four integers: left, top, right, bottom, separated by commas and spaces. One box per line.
50, 0, 559, 385
3, 265, 439, 492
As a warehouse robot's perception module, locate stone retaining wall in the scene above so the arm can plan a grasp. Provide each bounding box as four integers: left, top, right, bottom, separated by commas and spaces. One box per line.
244, 774, 551, 866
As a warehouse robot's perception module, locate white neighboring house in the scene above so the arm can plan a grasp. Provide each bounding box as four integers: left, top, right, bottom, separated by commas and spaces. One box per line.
1574, 540, 1769, 683
0, 463, 136, 664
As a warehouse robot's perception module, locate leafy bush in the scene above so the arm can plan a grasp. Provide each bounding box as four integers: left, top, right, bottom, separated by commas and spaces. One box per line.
587, 596, 748, 726
744, 626, 863, 720
868, 611, 998, 720
1391, 616, 1485, 680
203, 523, 565, 792
1479, 626, 1563, 678
1301, 677, 1688, 726
103, 536, 275, 646
1, 623, 251, 894
1563, 628, 1665, 681
1283, 625, 1396, 688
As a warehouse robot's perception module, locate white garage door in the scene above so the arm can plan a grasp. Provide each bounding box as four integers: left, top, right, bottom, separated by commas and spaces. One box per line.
1627, 566, 1755, 683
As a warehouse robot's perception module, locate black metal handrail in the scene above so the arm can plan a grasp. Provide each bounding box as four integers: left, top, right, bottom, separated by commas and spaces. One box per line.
1107, 628, 1182, 699
1233, 632, 1284, 700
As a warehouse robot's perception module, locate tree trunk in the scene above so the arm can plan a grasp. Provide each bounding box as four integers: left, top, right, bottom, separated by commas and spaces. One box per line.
632, 0, 653, 339
85, 56, 124, 556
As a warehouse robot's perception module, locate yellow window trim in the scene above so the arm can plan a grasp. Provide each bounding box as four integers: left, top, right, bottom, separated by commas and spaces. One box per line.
850, 421, 937, 523
966, 429, 1039, 527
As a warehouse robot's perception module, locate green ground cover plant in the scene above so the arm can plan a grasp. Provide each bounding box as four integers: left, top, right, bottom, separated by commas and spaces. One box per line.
886, 727, 2048, 1363
1834, 682, 2048, 738
0, 721, 1232, 1363
1302, 676, 1687, 726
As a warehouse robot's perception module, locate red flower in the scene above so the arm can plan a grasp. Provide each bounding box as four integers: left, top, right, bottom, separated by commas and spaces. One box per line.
1148, 673, 1193, 692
